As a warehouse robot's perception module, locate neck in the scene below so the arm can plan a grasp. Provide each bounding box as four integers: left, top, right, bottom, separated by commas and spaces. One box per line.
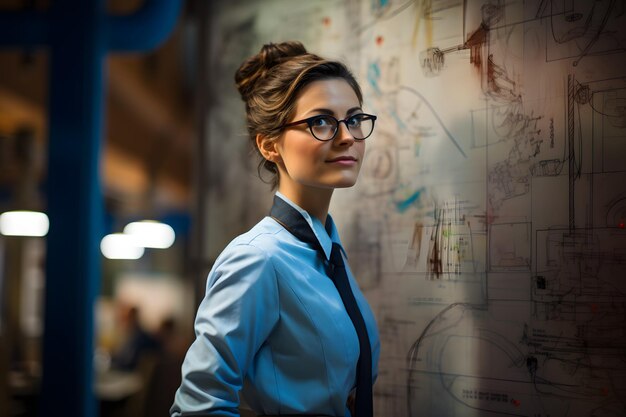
278, 185, 333, 224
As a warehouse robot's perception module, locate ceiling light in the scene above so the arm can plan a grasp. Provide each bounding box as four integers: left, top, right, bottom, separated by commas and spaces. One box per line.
0, 211, 50, 237
123, 220, 175, 249
100, 233, 144, 260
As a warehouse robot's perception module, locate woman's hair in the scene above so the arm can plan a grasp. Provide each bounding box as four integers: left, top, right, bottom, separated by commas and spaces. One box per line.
234, 41, 363, 188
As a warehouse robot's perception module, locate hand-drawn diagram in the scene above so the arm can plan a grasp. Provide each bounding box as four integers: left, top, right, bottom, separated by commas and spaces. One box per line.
206, 0, 626, 416
541, 0, 626, 66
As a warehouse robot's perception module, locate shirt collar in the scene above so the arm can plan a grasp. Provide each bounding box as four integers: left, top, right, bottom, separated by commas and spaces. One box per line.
275, 191, 344, 261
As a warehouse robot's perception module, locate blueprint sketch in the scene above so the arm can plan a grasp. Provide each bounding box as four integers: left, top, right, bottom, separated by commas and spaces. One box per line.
204, 0, 626, 415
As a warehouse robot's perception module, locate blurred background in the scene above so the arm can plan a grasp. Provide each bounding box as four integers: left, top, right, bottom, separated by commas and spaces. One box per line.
1, 0, 206, 416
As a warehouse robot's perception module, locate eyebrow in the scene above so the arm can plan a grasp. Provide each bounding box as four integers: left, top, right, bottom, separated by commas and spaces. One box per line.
308, 107, 363, 116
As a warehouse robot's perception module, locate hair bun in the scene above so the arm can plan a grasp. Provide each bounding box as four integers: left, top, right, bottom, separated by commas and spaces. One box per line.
235, 41, 309, 101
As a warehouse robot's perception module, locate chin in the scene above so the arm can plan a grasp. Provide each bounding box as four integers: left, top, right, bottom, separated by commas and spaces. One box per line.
328, 175, 359, 188
333, 180, 358, 188
301, 173, 360, 189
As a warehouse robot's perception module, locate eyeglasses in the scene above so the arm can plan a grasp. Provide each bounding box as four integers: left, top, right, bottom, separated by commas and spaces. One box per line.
282, 113, 377, 142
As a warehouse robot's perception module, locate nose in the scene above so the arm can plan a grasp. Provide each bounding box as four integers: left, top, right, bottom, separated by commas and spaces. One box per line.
333, 121, 356, 145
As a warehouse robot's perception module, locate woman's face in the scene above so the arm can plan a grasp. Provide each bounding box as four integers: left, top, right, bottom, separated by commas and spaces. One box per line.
273, 78, 366, 197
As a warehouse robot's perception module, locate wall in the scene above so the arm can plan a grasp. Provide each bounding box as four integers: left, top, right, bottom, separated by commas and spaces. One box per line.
203, 1, 626, 416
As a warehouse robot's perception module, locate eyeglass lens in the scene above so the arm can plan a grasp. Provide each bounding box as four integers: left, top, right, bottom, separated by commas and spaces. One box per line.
310, 115, 374, 141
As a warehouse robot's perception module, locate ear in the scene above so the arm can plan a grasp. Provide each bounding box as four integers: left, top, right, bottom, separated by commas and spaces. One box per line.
256, 134, 282, 163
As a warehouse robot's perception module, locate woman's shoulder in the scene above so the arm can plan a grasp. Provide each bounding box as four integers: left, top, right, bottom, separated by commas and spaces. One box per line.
203, 217, 285, 289
217, 216, 293, 261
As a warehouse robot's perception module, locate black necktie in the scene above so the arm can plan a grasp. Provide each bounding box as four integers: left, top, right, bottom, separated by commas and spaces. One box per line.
270, 196, 373, 417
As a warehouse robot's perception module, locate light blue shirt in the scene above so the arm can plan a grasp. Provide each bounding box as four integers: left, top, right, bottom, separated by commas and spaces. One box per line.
171, 192, 380, 416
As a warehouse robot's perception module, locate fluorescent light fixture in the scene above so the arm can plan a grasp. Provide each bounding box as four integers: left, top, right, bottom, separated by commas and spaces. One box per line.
0, 211, 50, 237
123, 220, 175, 249
101, 233, 144, 260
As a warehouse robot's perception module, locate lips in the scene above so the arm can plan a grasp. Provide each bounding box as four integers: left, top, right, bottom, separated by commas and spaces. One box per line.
326, 156, 357, 163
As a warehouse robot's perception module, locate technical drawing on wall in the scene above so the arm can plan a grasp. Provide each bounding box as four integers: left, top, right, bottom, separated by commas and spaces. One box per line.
205, 0, 626, 416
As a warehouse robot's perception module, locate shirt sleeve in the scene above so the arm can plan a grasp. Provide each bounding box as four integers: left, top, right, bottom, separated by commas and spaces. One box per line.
171, 243, 279, 417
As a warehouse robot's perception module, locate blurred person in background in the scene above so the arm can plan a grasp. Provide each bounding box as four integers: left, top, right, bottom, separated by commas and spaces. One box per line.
110, 304, 161, 371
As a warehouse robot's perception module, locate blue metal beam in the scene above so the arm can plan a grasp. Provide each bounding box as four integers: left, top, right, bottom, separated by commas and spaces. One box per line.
0, 0, 182, 50
108, 0, 183, 52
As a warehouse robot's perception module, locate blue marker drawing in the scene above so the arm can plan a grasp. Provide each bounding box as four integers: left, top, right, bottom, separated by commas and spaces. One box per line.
367, 61, 382, 95
395, 187, 425, 213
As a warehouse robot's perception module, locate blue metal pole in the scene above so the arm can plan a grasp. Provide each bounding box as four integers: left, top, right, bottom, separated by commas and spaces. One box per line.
40, 1, 106, 416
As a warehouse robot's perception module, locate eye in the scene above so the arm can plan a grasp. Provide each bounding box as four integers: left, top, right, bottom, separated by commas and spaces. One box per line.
347, 114, 366, 127
310, 116, 334, 127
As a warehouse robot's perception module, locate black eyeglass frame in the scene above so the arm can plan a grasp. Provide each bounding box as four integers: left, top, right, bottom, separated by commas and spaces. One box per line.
282, 113, 377, 142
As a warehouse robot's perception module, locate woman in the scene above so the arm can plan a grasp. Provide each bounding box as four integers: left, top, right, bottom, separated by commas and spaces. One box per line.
171, 41, 380, 417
